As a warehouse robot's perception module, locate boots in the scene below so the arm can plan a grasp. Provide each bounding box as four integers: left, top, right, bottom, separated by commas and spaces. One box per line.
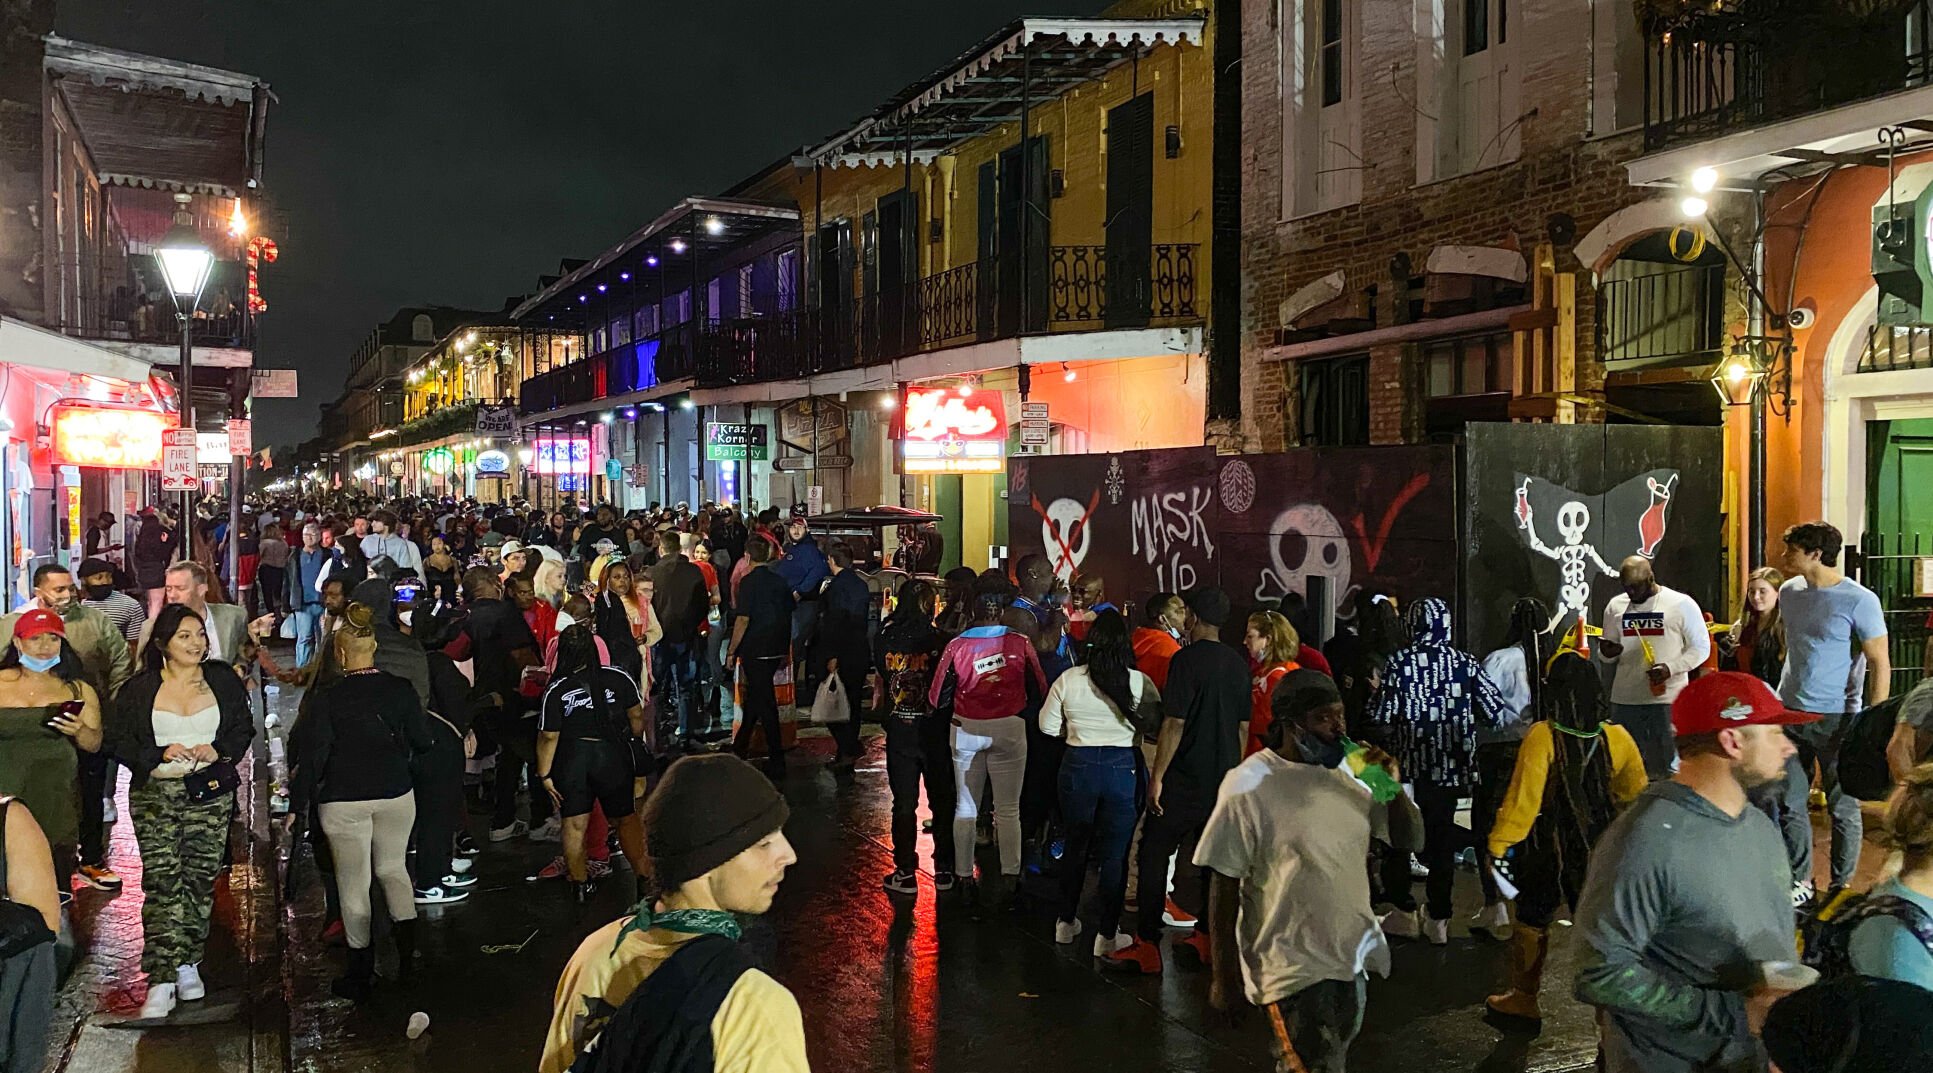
393, 918, 418, 985
331, 945, 375, 1003
1485, 924, 1548, 1022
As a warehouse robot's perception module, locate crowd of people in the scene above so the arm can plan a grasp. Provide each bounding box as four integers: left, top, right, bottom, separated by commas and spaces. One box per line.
3, 491, 1931, 1073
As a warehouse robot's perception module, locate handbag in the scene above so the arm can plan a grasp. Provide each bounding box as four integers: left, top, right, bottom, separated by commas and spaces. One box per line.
810, 674, 849, 725
183, 757, 240, 803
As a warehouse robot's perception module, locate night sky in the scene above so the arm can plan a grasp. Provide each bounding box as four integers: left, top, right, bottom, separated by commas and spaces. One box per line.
52, 0, 1113, 446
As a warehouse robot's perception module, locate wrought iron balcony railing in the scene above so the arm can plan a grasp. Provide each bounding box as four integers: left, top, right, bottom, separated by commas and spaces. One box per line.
1643, 0, 1933, 150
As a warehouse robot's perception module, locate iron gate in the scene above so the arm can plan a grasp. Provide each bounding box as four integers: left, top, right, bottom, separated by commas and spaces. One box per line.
1849, 530, 1932, 699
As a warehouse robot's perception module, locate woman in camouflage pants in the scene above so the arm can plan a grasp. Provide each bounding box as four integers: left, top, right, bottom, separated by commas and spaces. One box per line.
108, 605, 255, 1021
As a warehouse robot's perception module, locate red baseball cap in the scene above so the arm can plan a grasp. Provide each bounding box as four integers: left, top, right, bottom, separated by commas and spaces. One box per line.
1671, 671, 1820, 737
13, 609, 64, 641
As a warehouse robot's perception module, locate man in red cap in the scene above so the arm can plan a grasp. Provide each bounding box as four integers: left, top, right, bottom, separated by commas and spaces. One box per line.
1573, 670, 1813, 1073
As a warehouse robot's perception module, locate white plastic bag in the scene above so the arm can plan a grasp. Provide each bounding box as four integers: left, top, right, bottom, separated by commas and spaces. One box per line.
810, 674, 849, 725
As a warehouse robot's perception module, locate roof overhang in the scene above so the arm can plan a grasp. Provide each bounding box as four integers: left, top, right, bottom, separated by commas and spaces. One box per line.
1627, 83, 1933, 190
802, 16, 1206, 168
511, 198, 800, 322
43, 34, 272, 197
0, 317, 155, 383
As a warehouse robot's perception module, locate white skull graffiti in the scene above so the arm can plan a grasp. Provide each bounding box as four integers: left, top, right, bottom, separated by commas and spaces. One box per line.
1042, 497, 1094, 580
1254, 503, 1355, 610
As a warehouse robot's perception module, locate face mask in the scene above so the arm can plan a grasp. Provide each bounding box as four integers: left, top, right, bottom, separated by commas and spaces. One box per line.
85, 583, 113, 601
1292, 731, 1346, 769
397, 609, 414, 627
20, 652, 59, 674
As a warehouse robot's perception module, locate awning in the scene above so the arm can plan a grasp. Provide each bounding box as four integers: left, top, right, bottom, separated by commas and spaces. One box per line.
0, 317, 154, 383
801, 16, 1205, 168
43, 35, 272, 196
511, 198, 800, 323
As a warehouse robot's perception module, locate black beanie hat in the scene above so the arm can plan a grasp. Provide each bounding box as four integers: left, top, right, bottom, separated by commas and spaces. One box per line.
1763, 977, 1933, 1073
643, 755, 790, 889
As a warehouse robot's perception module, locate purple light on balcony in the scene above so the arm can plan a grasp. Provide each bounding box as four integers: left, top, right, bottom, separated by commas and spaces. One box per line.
596, 284, 607, 293
578, 295, 587, 303
619, 272, 631, 281
646, 255, 659, 267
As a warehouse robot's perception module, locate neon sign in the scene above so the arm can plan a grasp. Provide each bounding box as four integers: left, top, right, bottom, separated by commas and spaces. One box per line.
899, 386, 1007, 473
533, 438, 592, 475
50, 404, 171, 469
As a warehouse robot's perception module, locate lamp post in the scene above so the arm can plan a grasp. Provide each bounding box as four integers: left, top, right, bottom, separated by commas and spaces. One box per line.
155, 194, 214, 547
1710, 340, 1772, 572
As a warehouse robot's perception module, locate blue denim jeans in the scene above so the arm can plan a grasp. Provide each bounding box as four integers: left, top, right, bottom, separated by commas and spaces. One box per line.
291, 605, 323, 669
651, 640, 702, 739
1056, 745, 1141, 935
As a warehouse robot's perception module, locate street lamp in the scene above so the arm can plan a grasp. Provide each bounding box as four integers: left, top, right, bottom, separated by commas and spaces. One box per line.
1711, 336, 1787, 576
1708, 345, 1768, 407
156, 194, 214, 530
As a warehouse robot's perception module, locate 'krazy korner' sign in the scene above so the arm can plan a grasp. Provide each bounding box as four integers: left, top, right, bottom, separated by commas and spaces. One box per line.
899, 386, 1007, 474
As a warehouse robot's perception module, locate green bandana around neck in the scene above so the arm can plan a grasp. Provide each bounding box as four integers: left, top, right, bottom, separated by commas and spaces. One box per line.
609, 901, 741, 957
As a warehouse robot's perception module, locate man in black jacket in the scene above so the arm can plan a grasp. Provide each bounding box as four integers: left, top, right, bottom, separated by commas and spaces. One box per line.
648, 531, 710, 750
815, 543, 872, 773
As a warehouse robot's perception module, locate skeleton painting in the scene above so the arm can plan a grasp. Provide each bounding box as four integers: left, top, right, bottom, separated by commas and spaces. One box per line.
1514, 470, 1681, 634
1254, 504, 1356, 608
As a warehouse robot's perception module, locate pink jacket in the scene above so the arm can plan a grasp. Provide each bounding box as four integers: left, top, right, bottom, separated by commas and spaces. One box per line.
929, 626, 1047, 721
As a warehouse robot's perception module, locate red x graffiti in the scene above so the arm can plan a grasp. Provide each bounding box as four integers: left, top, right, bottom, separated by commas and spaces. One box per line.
1031, 488, 1101, 577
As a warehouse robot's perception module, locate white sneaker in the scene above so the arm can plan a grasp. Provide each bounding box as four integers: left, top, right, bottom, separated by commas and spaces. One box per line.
1408, 856, 1430, 879
139, 983, 177, 1020
1473, 901, 1512, 933
1422, 916, 1450, 946
449, 856, 474, 875
529, 816, 562, 843
102, 797, 118, 825
1378, 908, 1420, 939
175, 963, 205, 1001
1791, 880, 1816, 909
1093, 930, 1132, 957
1054, 918, 1083, 945
487, 819, 527, 842
413, 885, 470, 905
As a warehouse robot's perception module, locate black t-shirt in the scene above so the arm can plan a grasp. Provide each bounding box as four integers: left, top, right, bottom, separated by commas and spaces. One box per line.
465, 597, 536, 703
733, 565, 794, 660
1162, 638, 1251, 801
539, 667, 643, 741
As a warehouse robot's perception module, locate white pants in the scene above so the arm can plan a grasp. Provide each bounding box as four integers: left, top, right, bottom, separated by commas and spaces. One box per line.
951, 715, 1027, 878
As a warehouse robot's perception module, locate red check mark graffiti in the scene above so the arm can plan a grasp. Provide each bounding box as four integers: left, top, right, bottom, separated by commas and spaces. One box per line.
1030, 489, 1101, 577
1349, 474, 1431, 574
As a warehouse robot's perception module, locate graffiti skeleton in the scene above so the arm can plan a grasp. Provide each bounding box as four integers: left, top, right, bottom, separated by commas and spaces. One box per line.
1031, 489, 1101, 581
1516, 478, 1617, 634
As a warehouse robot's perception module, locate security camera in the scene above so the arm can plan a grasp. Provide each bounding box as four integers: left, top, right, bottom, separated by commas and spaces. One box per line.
1787, 306, 1816, 331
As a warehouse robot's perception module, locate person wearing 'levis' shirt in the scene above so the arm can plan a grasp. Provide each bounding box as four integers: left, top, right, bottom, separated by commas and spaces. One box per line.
930, 589, 1046, 895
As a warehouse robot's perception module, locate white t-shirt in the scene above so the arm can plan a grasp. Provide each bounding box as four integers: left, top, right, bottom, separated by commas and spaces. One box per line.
1193, 749, 1393, 1006
1038, 666, 1159, 748
1601, 584, 1710, 706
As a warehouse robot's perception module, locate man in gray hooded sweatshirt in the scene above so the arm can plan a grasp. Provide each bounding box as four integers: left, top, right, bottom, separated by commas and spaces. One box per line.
1573, 670, 1810, 1073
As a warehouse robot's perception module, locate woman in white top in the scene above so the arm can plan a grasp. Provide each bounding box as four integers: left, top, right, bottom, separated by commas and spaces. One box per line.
107, 603, 254, 1021
1039, 610, 1161, 958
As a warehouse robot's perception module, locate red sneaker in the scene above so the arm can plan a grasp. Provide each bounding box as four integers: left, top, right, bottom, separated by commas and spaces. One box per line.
320, 919, 346, 946
1162, 897, 1197, 928
1101, 937, 1163, 975
1178, 930, 1213, 967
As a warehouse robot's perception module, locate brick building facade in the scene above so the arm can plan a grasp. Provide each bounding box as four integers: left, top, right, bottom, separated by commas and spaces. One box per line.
1235, 0, 1671, 452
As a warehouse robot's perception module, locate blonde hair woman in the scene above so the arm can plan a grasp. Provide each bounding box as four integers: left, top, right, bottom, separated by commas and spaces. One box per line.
1241, 610, 1301, 757
1723, 566, 1785, 685
533, 557, 568, 608
1844, 763, 1933, 987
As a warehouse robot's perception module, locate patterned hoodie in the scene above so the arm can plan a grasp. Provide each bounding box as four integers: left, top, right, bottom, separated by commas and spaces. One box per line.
1367, 597, 1508, 787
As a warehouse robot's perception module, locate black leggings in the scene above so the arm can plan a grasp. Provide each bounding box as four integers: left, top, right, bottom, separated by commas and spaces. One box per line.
1381, 780, 1465, 920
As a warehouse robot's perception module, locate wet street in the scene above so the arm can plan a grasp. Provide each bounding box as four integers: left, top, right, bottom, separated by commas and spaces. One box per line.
60, 669, 1900, 1073
273, 692, 1603, 1073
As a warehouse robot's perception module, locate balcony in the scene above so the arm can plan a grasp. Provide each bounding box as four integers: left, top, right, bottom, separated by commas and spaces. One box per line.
44, 253, 253, 351
1643, 0, 1933, 150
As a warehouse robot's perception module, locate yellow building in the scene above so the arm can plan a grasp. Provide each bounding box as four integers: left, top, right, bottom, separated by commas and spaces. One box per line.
388, 323, 521, 501
693, 1, 1221, 570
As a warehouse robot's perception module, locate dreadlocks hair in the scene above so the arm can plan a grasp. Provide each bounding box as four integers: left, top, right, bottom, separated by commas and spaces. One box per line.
1534, 651, 1619, 890
1504, 596, 1552, 718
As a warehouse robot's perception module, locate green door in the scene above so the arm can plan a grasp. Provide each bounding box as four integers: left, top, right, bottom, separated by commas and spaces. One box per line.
1863, 418, 1933, 695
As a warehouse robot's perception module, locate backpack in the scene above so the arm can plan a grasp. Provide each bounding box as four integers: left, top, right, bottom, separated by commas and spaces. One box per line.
1800, 888, 1933, 980
1839, 695, 1905, 802
568, 935, 754, 1073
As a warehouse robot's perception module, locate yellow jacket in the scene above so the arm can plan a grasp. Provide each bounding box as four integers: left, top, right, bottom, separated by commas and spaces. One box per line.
1487, 720, 1649, 859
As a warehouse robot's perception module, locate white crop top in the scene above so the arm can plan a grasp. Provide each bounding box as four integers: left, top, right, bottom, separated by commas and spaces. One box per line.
150, 704, 220, 780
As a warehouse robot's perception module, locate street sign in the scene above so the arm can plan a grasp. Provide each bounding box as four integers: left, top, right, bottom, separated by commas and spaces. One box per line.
161, 428, 197, 490
1019, 400, 1049, 446
196, 432, 230, 464
389, 461, 405, 476
807, 486, 824, 517
705, 422, 769, 461
605, 458, 623, 481
250, 369, 299, 398
226, 418, 251, 456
